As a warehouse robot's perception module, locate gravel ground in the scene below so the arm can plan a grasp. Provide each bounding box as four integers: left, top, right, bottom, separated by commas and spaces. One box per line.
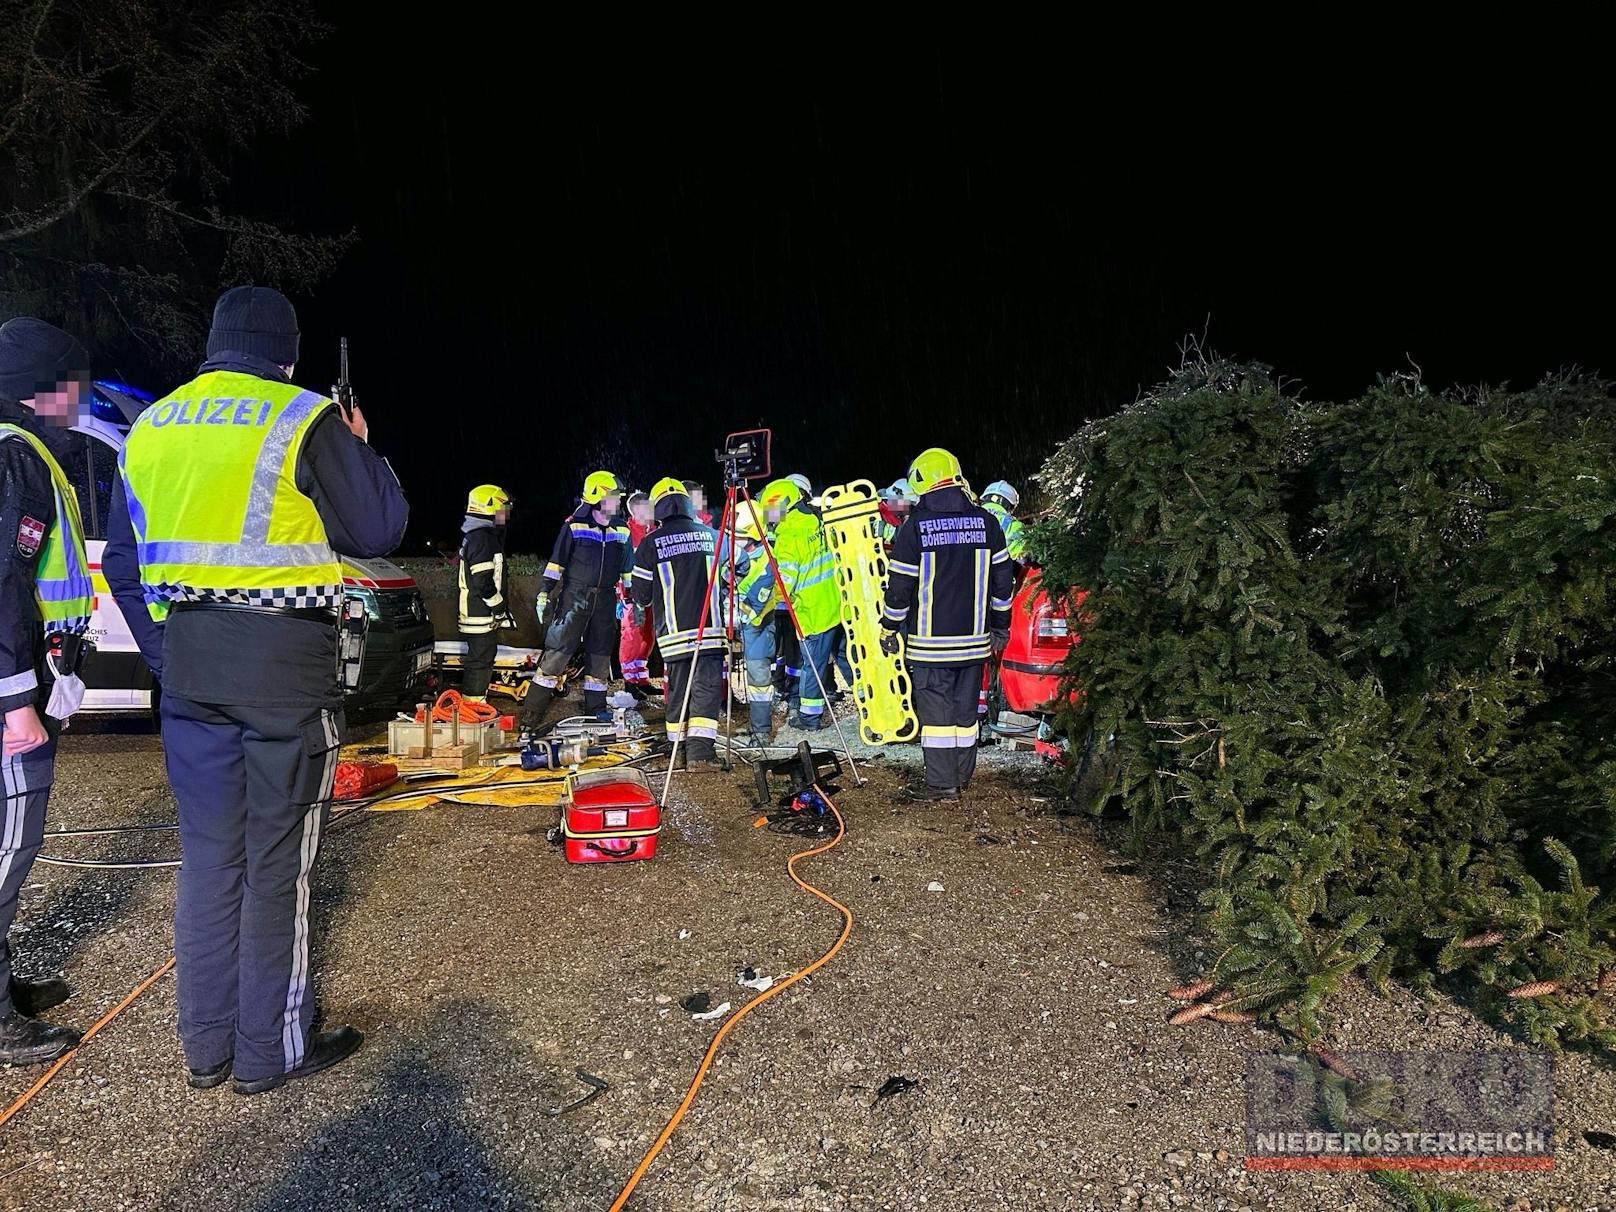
1, 715, 1613, 1211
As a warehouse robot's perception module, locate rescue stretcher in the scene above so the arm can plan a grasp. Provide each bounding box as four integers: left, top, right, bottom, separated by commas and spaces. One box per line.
817, 479, 919, 745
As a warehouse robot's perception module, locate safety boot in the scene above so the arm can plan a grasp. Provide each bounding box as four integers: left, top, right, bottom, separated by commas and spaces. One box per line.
8, 975, 71, 1017
0, 1009, 81, 1066
518, 684, 556, 734
899, 784, 961, 803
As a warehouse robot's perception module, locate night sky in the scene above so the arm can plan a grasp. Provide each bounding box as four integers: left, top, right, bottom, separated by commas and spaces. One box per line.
231, 23, 1613, 553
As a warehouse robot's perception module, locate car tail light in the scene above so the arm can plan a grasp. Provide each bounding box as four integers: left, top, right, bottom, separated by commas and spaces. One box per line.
1036, 613, 1069, 641
1032, 602, 1074, 649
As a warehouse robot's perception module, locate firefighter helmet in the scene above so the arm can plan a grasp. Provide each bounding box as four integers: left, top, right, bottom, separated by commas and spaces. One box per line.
880, 478, 917, 504
981, 480, 1020, 511
786, 473, 812, 496
582, 470, 622, 505
907, 448, 966, 495
466, 484, 512, 516
650, 476, 688, 506
758, 477, 803, 515
731, 500, 765, 541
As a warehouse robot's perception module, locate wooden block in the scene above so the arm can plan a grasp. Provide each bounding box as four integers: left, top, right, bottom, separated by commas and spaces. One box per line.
393, 744, 476, 772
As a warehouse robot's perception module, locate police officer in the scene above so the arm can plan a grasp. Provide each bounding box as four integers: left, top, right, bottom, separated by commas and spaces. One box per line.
457, 485, 515, 702
105, 286, 408, 1093
632, 479, 726, 771
881, 449, 1014, 802
0, 318, 95, 1065
519, 471, 630, 733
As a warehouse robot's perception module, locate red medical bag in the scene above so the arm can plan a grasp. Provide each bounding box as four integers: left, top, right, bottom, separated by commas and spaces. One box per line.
562, 767, 662, 864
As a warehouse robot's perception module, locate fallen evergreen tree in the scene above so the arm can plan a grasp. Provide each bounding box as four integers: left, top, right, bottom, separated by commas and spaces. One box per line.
1030, 350, 1616, 1049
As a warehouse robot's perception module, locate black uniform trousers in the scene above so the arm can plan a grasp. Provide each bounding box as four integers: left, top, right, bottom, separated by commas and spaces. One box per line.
460, 631, 499, 698
665, 650, 724, 761
0, 722, 58, 1018
911, 662, 984, 791
162, 693, 341, 1082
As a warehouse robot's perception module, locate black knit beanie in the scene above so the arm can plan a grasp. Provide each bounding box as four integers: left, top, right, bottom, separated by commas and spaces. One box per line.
0, 317, 90, 401
207, 285, 300, 365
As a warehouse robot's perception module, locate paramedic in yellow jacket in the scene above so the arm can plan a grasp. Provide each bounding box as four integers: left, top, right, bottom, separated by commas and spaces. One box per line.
758, 478, 841, 731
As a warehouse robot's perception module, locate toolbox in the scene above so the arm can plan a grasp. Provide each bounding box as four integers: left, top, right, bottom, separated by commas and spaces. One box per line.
562, 767, 662, 864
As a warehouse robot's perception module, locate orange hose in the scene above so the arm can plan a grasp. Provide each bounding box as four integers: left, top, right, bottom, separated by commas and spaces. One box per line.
416, 689, 499, 726
608, 786, 853, 1211
0, 956, 176, 1130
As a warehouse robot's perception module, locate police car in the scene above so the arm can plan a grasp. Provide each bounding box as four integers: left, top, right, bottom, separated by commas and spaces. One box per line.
67, 381, 436, 718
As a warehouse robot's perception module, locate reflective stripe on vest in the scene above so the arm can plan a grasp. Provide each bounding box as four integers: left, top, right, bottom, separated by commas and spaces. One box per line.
118, 372, 343, 616
0, 424, 93, 636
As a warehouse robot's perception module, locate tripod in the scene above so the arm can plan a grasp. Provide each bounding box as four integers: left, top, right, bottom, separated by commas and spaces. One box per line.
659, 460, 864, 806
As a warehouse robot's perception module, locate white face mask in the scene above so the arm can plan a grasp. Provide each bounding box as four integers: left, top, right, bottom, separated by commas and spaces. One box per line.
44, 649, 86, 721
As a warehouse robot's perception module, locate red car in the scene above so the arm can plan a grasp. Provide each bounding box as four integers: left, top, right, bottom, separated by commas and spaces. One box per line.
997, 566, 1086, 717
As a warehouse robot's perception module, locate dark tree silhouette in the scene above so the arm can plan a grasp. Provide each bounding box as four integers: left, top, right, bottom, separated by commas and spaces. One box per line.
0, 0, 352, 377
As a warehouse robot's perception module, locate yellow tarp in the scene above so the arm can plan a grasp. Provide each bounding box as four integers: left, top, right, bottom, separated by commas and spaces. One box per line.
341, 749, 646, 812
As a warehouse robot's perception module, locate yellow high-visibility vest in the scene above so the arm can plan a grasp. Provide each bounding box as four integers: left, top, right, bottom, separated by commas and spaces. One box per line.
0, 424, 93, 636
119, 371, 343, 618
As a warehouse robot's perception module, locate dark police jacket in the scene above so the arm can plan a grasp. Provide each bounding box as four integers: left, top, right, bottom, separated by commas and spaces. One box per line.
881, 485, 1014, 667
103, 351, 409, 707
0, 400, 63, 717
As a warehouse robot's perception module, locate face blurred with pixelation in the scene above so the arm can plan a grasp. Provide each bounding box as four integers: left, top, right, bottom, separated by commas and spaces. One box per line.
630, 498, 652, 524
597, 493, 622, 517
30, 375, 89, 427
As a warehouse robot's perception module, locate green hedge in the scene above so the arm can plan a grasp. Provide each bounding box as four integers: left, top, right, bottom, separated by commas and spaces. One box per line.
1031, 355, 1616, 1049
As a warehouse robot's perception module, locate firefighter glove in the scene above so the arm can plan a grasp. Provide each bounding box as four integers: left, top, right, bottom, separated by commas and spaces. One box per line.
879, 629, 901, 657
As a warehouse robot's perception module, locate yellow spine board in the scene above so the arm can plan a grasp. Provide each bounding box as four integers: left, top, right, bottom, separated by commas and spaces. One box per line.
819, 480, 919, 744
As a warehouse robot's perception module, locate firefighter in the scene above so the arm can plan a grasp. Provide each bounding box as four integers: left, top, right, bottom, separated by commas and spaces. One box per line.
980, 481, 1027, 565
457, 485, 515, 702
729, 501, 780, 743
520, 471, 630, 732
631, 478, 726, 770
617, 490, 657, 696
107, 286, 408, 1091
758, 477, 840, 731
976, 481, 1027, 722
0, 318, 94, 1066
682, 480, 714, 527
881, 448, 1014, 801
766, 473, 814, 708
878, 479, 914, 552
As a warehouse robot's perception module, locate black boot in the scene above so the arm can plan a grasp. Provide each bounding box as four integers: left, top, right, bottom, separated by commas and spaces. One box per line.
519, 684, 556, 734
187, 1057, 234, 1089
899, 783, 961, 803
8, 975, 71, 1017
582, 688, 607, 717
234, 1026, 364, 1096
0, 1009, 81, 1066
683, 741, 728, 773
